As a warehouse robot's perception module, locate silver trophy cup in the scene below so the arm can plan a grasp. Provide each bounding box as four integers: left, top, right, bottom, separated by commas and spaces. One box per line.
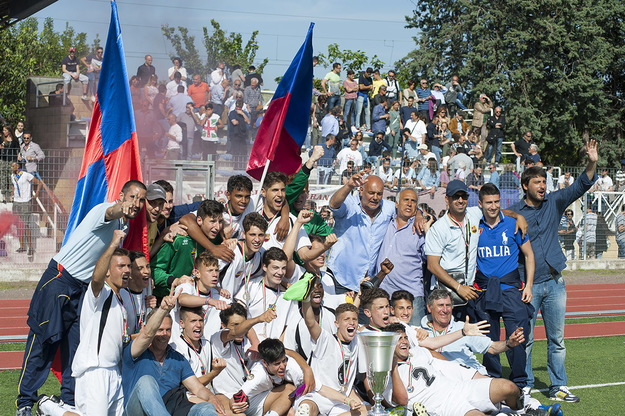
358, 332, 400, 416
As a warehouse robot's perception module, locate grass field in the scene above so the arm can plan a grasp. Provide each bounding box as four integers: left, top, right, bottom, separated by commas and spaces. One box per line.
1, 337, 624, 415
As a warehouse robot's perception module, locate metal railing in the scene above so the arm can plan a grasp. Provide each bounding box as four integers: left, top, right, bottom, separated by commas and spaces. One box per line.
34, 79, 67, 108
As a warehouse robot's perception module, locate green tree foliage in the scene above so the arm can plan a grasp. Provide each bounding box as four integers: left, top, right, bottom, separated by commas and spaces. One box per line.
162, 19, 268, 78
0, 17, 88, 123
317, 43, 385, 73
396, 0, 625, 166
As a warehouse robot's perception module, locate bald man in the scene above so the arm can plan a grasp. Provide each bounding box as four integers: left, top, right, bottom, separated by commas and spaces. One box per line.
325, 172, 396, 292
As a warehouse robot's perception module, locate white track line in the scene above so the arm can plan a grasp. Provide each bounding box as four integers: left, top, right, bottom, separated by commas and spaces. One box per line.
531, 381, 625, 393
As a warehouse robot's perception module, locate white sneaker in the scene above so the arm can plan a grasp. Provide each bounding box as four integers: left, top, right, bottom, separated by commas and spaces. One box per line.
81, 95, 88, 100
90, 95, 96, 103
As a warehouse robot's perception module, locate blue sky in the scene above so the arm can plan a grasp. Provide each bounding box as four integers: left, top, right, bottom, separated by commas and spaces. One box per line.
32, 0, 419, 89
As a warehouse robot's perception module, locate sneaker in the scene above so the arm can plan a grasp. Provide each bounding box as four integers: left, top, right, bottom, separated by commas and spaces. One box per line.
549, 386, 580, 402
81, 95, 88, 100
16, 247, 27, 253
539, 403, 563, 416
522, 386, 532, 396
412, 402, 428, 416
90, 95, 96, 103
16, 407, 32, 416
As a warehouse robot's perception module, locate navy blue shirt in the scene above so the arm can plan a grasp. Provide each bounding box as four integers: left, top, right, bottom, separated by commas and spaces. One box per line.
509, 171, 596, 284
478, 213, 527, 280
311, 142, 337, 168
122, 341, 195, 403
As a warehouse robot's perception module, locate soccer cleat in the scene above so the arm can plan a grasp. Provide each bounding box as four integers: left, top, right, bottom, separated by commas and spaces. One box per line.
525, 408, 549, 416
16, 407, 32, 416
539, 403, 563, 416
549, 386, 580, 403
412, 402, 428, 416
295, 403, 310, 416
36, 394, 64, 416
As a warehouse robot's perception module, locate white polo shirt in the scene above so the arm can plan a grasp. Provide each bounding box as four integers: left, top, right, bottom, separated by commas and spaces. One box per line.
424, 206, 482, 286
218, 243, 264, 298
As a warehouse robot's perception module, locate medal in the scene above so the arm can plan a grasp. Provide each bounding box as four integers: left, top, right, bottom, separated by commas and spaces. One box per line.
243, 292, 250, 301
122, 334, 130, 343
247, 373, 255, 380
340, 385, 346, 394
268, 303, 276, 311
407, 386, 414, 393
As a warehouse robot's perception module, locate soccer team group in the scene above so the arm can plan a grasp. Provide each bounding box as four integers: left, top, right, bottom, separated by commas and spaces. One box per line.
15, 140, 599, 416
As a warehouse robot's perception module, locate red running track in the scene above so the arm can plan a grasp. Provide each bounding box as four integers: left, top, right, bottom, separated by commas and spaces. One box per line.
1, 283, 624, 370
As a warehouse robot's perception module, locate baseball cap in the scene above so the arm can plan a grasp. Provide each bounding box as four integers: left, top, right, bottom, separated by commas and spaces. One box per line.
417, 144, 428, 150
68, 46, 76, 52
146, 184, 166, 201
446, 180, 469, 197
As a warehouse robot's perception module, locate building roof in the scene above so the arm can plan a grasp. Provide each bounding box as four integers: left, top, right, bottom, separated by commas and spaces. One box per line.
1, 0, 58, 29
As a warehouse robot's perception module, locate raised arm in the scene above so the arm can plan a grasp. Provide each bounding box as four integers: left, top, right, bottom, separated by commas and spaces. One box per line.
282, 210, 313, 262
90, 230, 126, 297
585, 139, 598, 181
419, 317, 489, 350
302, 293, 322, 342
131, 286, 179, 358
220, 308, 277, 343
179, 213, 235, 262
329, 171, 365, 210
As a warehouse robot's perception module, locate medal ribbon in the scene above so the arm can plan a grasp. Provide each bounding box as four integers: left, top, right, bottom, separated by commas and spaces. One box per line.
242, 243, 254, 297
182, 334, 206, 375
234, 343, 252, 380
106, 283, 129, 341
128, 292, 145, 333
398, 359, 413, 392
335, 336, 352, 393
431, 322, 450, 353
262, 282, 279, 335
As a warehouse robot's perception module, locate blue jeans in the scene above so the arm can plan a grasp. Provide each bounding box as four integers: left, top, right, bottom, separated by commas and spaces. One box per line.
355, 95, 370, 130
431, 145, 442, 163
125, 375, 218, 416
327, 94, 340, 110
485, 137, 503, 164
344, 98, 356, 133
456, 91, 468, 110
525, 274, 567, 391
618, 240, 625, 258
317, 166, 334, 184
408, 295, 426, 326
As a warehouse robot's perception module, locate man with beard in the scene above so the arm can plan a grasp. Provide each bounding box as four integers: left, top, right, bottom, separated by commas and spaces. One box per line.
508, 140, 598, 403
17, 180, 146, 414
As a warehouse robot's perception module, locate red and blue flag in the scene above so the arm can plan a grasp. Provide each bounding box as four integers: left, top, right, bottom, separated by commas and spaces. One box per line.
246, 23, 314, 180
63, 0, 146, 253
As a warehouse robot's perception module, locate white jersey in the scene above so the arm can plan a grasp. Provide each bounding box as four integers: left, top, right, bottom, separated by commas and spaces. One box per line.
242, 356, 304, 397
235, 277, 297, 341
283, 305, 337, 363
222, 201, 255, 240
173, 283, 231, 342
126, 288, 148, 334
72, 283, 133, 377
171, 334, 212, 380
383, 345, 495, 416
310, 329, 359, 395
210, 330, 250, 398
218, 243, 264, 298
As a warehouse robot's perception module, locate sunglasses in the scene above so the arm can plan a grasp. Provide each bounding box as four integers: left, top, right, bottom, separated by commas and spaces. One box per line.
451, 193, 469, 201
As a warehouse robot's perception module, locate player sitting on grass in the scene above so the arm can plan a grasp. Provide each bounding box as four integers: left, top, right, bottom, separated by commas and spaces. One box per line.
384, 323, 553, 416
295, 288, 369, 416
211, 303, 277, 415
127, 251, 157, 333
173, 251, 230, 342
171, 306, 227, 401
152, 199, 224, 298
219, 212, 267, 298
232, 338, 313, 416
236, 247, 298, 341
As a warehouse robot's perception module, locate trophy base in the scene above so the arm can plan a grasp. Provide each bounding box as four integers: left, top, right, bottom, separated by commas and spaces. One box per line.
368, 402, 389, 416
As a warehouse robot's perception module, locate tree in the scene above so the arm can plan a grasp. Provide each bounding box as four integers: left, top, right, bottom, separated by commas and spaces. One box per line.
396, 0, 625, 167
0, 17, 88, 123
162, 19, 268, 78
317, 43, 385, 73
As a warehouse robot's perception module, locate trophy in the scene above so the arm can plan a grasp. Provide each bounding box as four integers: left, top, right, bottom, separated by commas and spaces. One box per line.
358, 332, 400, 416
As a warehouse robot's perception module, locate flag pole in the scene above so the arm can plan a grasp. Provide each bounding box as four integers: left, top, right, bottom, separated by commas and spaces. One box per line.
257, 158, 272, 189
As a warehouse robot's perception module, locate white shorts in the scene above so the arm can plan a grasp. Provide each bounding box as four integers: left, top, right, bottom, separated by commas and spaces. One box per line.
416, 378, 495, 416
63, 72, 89, 84
431, 359, 478, 382
245, 390, 270, 416
75, 366, 124, 416
295, 391, 351, 416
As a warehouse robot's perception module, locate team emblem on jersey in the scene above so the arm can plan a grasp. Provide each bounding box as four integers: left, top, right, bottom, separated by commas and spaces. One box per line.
470, 225, 477, 234
191, 248, 197, 258
235, 271, 243, 278
501, 231, 509, 245
265, 233, 270, 242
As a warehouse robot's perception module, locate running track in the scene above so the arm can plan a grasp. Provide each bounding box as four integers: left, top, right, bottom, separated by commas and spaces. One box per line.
1, 283, 624, 371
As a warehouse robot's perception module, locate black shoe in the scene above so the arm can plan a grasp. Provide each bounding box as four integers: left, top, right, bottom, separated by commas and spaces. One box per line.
36, 394, 63, 416
16, 247, 27, 253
